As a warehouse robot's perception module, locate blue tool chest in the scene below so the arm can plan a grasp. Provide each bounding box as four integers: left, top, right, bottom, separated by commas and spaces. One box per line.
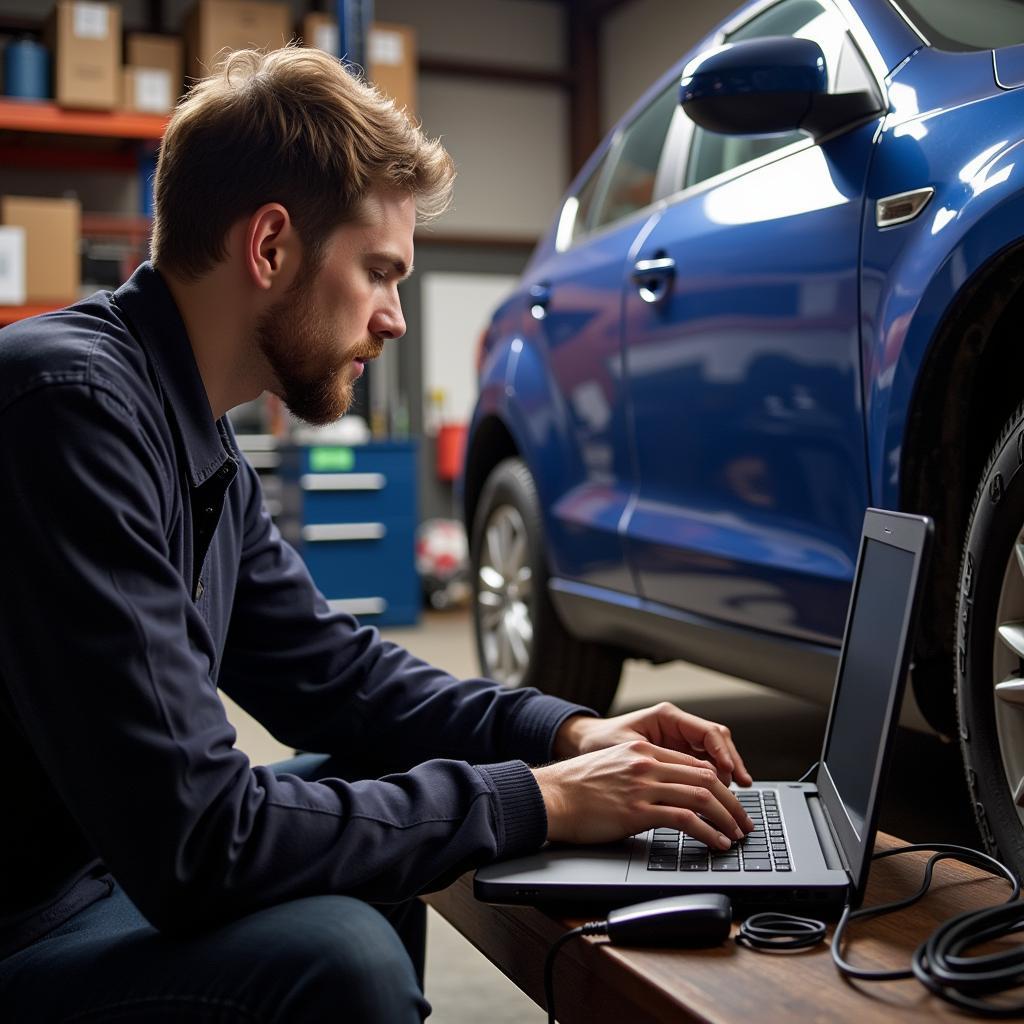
279, 441, 420, 626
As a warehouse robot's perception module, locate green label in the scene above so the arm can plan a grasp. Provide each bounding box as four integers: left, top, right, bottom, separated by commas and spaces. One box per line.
310, 446, 355, 472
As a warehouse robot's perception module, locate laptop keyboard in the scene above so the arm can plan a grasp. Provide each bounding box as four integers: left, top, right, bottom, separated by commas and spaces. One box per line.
646, 789, 791, 872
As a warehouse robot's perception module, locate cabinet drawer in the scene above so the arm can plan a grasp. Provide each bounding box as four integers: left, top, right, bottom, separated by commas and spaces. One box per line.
300, 446, 416, 485
301, 476, 415, 524
302, 524, 417, 603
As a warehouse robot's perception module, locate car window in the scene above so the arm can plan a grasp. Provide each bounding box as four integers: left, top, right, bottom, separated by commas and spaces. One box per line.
559, 152, 610, 248
684, 0, 873, 189
590, 82, 680, 230
896, 0, 1024, 52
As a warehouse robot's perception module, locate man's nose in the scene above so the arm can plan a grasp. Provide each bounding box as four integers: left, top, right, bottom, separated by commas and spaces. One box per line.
371, 300, 406, 341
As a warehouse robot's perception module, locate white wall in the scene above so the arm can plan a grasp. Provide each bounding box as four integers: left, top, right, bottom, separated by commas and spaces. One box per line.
376, 0, 564, 70
600, 0, 742, 131
416, 76, 568, 238
376, 0, 569, 240
422, 272, 519, 426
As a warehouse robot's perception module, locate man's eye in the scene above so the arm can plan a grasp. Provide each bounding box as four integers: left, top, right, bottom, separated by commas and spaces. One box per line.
370, 269, 387, 284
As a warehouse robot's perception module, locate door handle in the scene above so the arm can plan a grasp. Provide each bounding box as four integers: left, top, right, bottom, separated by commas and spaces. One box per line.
528, 282, 551, 320
631, 256, 676, 304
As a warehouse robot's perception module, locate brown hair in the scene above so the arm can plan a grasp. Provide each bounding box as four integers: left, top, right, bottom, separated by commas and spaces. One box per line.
151, 44, 454, 280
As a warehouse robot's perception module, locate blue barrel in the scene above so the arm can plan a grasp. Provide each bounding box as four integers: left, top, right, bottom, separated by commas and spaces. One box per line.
4, 39, 50, 101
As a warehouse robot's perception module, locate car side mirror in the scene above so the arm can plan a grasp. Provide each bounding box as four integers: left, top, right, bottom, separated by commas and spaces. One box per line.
680, 35, 882, 143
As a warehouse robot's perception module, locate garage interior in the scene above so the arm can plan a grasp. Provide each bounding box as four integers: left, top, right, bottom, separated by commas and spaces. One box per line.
0, 0, 996, 1021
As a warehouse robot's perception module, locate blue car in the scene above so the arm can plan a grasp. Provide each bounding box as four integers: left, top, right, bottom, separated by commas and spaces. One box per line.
462, 0, 1024, 871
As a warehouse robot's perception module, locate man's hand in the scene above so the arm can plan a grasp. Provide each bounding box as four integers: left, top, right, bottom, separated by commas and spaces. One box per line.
532, 740, 755, 847
553, 703, 752, 787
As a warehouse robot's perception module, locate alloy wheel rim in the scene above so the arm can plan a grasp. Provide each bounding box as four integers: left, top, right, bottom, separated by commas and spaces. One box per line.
992, 531, 1024, 825
477, 504, 534, 686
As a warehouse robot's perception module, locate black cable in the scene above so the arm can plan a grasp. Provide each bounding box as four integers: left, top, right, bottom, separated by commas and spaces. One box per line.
542, 894, 732, 1020
831, 843, 1023, 1015
737, 912, 827, 950
543, 920, 606, 1024
542, 842, 1021, 1019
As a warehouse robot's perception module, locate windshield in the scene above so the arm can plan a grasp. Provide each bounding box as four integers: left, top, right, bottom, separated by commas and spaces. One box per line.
895, 0, 1024, 51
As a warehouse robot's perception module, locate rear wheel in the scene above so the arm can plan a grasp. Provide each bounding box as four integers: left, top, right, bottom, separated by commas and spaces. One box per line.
470, 457, 623, 712
956, 401, 1024, 874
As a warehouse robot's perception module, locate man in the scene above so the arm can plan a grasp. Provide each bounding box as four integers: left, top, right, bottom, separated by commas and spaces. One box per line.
0, 46, 753, 1021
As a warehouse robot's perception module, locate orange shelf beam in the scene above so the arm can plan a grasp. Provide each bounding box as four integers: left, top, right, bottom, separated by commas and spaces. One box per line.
0, 303, 65, 326
0, 144, 142, 171
0, 99, 167, 140
81, 213, 152, 241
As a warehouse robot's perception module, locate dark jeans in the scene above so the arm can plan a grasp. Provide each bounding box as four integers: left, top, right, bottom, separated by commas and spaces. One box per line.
0, 755, 430, 1023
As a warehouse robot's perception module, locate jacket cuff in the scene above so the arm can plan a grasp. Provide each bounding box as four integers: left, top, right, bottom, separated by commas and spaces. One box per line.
475, 760, 548, 858
506, 692, 599, 765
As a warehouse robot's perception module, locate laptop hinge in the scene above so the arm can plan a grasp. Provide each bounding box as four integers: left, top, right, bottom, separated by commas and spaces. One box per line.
806, 793, 847, 873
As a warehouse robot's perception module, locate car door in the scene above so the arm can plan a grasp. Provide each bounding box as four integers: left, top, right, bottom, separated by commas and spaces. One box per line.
520, 81, 678, 593
623, 0, 880, 644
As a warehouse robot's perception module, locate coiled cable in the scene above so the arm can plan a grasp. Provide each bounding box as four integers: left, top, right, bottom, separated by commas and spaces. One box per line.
831, 843, 1022, 1015
737, 911, 827, 950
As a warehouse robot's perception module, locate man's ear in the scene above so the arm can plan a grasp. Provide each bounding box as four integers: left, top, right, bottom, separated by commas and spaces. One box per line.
244, 203, 298, 292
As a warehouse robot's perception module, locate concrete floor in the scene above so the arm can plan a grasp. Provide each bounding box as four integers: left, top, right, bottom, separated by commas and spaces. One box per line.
222, 609, 978, 1023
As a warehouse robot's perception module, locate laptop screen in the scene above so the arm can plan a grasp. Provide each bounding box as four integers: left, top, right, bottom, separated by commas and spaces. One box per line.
816, 511, 931, 905
822, 538, 914, 838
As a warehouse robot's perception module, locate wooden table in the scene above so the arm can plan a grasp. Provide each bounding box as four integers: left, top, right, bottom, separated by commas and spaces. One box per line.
425, 834, 1017, 1022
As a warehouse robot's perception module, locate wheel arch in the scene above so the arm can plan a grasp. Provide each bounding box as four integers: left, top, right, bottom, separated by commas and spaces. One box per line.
462, 413, 521, 542
896, 239, 1024, 732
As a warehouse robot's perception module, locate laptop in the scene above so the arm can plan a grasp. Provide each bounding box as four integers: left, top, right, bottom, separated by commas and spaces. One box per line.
475, 508, 933, 916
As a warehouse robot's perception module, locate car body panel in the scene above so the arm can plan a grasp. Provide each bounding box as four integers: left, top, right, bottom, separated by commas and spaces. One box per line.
861, 47, 1024, 510
513, 209, 662, 592
623, 121, 876, 644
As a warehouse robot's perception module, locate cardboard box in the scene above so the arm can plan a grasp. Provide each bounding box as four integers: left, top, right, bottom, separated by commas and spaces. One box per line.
368, 23, 417, 115
300, 13, 338, 56
300, 17, 417, 115
0, 226, 26, 306
185, 1, 291, 82
122, 67, 175, 113
45, 2, 121, 110
0, 197, 81, 303
126, 32, 183, 98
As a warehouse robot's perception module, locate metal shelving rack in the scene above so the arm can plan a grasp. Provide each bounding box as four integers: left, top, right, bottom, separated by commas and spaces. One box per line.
0, 99, 166, 323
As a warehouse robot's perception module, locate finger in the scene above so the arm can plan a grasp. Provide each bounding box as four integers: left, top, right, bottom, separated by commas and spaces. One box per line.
645, 804, 735, 851
649, 754, 755, 831
643, 745, 757, 823
646, 781, 748, 841
676, 714, 752, 787
702, 725, 753, 787
730, 749, 753, 787
648, 706, 736, 777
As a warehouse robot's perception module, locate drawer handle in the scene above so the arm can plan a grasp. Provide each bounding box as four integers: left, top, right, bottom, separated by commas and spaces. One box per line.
302, 522, 386, 542
236, 434, 278, 451
327, 597, 388, 615
301, 473, 385, 491
245, 451, 281, 470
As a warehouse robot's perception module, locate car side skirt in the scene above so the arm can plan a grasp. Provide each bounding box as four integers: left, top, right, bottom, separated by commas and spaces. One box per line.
549, 578, 839, 705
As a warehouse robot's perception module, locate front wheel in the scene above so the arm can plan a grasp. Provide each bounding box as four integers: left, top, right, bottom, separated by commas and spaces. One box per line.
470, 457, 623, 712
957, 401, 1024, 875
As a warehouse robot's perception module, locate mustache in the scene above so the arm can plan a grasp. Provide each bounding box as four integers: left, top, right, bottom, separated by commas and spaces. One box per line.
350, 337, 385, 362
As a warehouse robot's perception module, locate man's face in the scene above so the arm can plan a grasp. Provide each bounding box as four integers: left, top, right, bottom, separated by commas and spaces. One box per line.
256, 188, 415, 425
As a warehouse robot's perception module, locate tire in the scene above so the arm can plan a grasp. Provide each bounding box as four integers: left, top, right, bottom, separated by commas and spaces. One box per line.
956, 400, 1024, 874
470, 457, 623, 712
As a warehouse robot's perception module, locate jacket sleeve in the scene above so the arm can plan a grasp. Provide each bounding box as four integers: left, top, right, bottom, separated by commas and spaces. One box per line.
0, 382, 572, 934
217, 457, 595, 775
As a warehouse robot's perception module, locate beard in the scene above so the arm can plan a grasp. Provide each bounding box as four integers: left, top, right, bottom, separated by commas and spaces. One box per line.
256, 276, 379, 426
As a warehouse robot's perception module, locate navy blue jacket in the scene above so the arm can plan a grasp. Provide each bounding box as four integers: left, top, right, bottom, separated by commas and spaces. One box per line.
0, 263, 590, 956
